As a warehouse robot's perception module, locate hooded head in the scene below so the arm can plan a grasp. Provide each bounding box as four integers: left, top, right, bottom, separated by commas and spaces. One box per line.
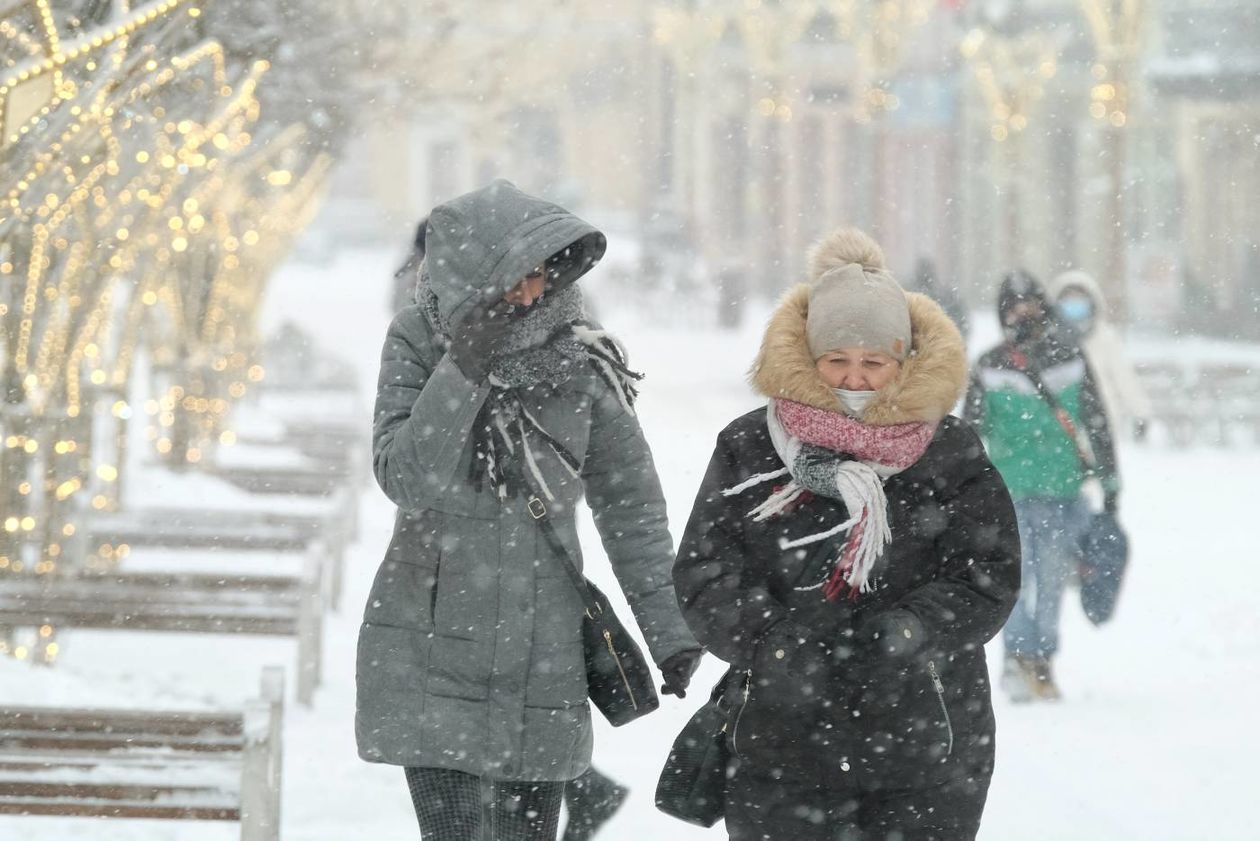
804, 229, 912, 362
1049, 269, 1105, 336
421, 180, 606, 327
998, 269, 1055, 346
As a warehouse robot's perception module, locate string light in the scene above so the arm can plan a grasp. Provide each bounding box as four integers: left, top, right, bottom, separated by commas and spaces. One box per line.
1, 3, 339, 643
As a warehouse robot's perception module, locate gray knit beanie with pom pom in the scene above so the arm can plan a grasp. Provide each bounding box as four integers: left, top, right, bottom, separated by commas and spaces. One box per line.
805, 228, 912, 361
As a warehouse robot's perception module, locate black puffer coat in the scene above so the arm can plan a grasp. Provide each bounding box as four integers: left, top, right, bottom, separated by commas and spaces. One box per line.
673, 277, 1021, 793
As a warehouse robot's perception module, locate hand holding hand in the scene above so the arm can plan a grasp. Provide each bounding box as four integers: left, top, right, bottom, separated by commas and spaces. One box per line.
659, 648, 704, 698
1104, 491, 1119, 516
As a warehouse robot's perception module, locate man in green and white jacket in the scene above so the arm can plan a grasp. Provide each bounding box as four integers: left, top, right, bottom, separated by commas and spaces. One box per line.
964, 270, 1119, 702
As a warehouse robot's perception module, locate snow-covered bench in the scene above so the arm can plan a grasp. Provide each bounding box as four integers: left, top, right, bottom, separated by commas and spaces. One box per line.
0, 666, 284, 839
237, 417, 368, 487
1196, 363, 1260, 445
1133, 361, 1195, 445
1136, 360, 1260, 446
88, 485, 356, 610
0, 546, 324, 705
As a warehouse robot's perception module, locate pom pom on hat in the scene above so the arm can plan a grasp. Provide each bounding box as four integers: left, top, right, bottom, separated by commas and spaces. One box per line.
805, 228, 912, 361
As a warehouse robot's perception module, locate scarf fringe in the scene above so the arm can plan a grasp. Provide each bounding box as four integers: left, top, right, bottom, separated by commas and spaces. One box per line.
722, 467, 790, 497
748, 481, 809, 522
575, 325, 642, 415
736, 400, 930, 600
519, 417, 556, 502
474, 324, 644, 500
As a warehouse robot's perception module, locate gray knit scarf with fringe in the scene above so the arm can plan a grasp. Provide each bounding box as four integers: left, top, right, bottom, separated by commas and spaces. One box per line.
417, 281, 643, 500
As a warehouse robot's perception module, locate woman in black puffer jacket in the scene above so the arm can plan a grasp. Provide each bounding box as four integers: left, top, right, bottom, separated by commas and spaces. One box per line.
674, 228, 1021, 841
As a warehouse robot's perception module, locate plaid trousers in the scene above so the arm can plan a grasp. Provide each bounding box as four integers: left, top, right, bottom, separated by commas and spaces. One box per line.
404, 767, 565, 841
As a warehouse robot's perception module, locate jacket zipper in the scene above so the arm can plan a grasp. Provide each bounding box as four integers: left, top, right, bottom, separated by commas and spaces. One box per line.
927, 660, 954, 756
604, 629, 638, 710
730, 669, 752, 758
428, 552, 441, 622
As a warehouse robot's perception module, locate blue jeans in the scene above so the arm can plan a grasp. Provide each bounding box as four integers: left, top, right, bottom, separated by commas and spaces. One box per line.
1002, 496, 1089, 660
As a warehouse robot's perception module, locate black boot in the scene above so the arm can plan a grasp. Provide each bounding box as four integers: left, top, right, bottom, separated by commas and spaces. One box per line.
562, 767, 629, 841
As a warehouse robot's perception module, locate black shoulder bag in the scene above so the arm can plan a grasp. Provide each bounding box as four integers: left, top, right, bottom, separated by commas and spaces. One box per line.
1012, 351, 1130, 624
654, 667, 745, 827
524, 494, 660, 726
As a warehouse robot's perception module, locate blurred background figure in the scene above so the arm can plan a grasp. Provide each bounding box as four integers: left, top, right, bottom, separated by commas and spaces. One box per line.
1050, 270, 1152, 442
391, 216, 429, 314
908, 256, 970, 342
965, 271, 1120, 703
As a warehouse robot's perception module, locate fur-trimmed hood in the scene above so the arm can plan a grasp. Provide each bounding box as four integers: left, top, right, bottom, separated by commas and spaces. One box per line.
750, 284, 968, 425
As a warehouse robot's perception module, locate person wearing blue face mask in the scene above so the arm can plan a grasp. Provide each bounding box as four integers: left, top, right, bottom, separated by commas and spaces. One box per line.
1057, 293, 1094, 328
1050, 270, 1151, 442
964, 270, 1121, 702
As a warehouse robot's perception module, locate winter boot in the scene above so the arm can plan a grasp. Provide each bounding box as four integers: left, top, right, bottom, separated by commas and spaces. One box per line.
1000, 654, 1036, 703
1030, 656, 1062, 701
562, 767, 629, 841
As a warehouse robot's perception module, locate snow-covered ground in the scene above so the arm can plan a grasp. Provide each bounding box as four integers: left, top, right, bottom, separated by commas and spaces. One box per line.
3, 242, 1257, 840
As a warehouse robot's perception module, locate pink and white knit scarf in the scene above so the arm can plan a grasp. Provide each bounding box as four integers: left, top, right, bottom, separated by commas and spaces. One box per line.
724, 399, 937, 599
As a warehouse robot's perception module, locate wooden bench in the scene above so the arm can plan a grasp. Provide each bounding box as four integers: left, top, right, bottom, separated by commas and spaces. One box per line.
1136, 360, 1260, 446
0, 546, 323, 705
88, 487, 355, 610
1196, 362, 1260, 445
0, 666, 284, 839
1135, 361, 1197, 445
212, 460, 351, 497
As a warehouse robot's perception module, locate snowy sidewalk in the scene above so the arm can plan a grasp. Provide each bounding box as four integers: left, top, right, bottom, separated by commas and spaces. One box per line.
2, 248, 1255, 840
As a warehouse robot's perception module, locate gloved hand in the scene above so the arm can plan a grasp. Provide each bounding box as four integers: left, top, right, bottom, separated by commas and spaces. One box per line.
446, 301, 514, 382
857, 610, 926, 658
1104, 491, 1119, 516
659, 648, 704, 698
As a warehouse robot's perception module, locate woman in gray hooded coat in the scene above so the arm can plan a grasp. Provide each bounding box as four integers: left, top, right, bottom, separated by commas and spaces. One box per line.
357, 180, 700, 841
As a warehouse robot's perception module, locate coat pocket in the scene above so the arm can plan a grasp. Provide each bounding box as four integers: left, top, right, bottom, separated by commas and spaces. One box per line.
525, 640, 587, 709
855, 658, 956, 787
363, 555, 440, 631
427, 635, 490, 701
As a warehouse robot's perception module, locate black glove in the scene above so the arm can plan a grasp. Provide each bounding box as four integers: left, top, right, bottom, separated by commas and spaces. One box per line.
857, 610, 926, 658
1104, 491, 1119, 516
659, 648, 704, 698
446, 301, 514, 382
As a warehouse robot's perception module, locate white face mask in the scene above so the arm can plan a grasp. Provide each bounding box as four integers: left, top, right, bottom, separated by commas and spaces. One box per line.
833, 388, 877, 418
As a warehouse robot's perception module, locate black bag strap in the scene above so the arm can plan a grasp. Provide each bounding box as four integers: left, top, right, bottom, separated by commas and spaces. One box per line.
524, 493, 605, 619
1008, 346, 1097, 473
491, 443, 602, 616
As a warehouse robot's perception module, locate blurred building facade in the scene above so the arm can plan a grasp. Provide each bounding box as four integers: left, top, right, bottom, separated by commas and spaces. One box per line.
324, 0, 1258, 332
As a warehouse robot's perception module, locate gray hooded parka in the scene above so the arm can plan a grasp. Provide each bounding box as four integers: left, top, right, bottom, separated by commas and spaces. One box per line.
355, 181, 696, 781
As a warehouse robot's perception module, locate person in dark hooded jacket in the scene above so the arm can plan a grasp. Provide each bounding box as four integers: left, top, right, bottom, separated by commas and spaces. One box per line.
359, 180, 702, 841
909, 256, 970, 342
390, 216, 429, 314
964, 270, 1119, 702
674, 228, 1020, 841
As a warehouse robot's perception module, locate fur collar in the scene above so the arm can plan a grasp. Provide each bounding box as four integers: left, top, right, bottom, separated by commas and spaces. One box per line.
750, 284, 967, 426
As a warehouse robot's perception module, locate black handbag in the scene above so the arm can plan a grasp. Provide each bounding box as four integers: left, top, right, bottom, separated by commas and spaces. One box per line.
654, 671, 741, 827
526, 494, 660, 727
1013, 353, 1131, 625
1079, 510, 1129, 625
